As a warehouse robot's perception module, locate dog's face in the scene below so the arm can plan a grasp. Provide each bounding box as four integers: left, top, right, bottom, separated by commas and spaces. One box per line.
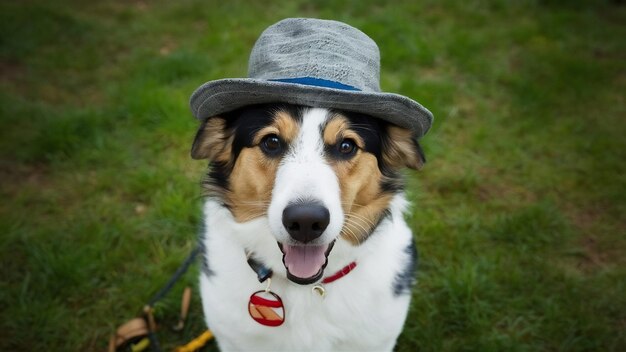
192, 104, 424, 284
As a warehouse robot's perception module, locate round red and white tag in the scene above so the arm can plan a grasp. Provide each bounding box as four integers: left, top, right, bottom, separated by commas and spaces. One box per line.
248, 290, 285, 327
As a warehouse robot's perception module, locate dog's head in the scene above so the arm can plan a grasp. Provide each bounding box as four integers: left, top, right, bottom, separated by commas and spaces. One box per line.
192, 104, 424, 284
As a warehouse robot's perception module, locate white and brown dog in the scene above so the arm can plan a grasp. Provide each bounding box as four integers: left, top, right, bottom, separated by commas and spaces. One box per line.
191, 104, 424, 351
189, 17, 433, 352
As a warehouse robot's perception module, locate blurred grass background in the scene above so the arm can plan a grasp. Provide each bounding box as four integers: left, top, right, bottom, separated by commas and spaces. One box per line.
1, 0, 625, 351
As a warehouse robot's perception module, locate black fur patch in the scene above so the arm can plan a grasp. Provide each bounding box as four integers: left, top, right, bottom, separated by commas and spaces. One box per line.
380, 171, 404, 194
331, 110, 384, 157
393, 240, 418, 296
371, 208, 393, 239
226, 105, 279, 160
204, 160, 229, 191
197, 222, 214, 277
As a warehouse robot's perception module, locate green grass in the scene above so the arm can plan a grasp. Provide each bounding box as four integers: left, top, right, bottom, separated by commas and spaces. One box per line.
1, 0, 625, 350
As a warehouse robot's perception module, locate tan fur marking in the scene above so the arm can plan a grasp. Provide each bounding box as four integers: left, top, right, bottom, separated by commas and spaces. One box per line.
383, 125, 422, 169
323, 113, 391, 244
252, 111, 300, 145
323, 117, 350, 145
191, 117, 232, 161
335, 124, 421, 242
226, 148, 279, 222
273, 111, 299, 143
332, 152, 391, 245
323, 115, 365, 147
220, 110, 300, 222
342, 194, 393, 245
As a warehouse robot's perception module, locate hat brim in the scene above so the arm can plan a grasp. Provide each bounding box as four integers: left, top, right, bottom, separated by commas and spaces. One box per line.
190, 78, 433, 138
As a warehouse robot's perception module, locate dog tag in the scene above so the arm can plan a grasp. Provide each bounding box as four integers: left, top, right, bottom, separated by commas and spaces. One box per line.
248, 290, 285, 327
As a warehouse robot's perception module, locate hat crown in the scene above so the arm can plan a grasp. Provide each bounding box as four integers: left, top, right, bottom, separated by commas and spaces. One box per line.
248, 18, 381, 92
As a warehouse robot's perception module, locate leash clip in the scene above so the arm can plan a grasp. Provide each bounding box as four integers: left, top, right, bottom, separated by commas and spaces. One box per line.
312, 284, 326, 298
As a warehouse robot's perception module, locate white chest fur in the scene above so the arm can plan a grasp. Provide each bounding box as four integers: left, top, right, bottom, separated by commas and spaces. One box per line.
199, 196, 415, 351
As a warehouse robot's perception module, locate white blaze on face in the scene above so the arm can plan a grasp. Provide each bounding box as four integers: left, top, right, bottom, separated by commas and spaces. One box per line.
267, 108, 344, 276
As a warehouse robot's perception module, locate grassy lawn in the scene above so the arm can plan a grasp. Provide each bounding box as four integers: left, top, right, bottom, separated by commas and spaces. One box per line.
1, 0, 625, 350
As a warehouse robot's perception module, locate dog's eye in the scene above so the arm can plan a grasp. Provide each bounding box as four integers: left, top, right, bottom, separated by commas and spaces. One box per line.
260, 134, 283, 155
338, 139, 357, 155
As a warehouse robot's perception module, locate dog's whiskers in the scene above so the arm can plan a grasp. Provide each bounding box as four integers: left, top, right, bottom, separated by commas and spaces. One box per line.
341, 226, 362, 245
345, 213, 377, 229
341, 202, 367, 209
236, 200, 272, 206
342, 218, 370, 242
233, 206, 268, 222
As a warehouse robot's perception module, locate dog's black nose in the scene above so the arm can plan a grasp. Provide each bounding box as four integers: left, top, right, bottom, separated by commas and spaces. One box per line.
282, 203, 330, 243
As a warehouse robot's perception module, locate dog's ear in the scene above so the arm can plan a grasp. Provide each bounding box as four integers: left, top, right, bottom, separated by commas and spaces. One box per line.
383, 125, 426, 170
191, 117, 232, 161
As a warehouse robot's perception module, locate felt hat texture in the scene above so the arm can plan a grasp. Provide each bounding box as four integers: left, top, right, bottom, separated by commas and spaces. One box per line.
190, 18, 433, 138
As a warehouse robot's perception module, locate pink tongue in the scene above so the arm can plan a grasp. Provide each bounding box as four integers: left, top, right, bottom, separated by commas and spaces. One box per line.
283, 244, 327, 279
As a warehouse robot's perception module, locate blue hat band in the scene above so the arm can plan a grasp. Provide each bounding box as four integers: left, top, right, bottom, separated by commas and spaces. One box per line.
270, 77, 361, 91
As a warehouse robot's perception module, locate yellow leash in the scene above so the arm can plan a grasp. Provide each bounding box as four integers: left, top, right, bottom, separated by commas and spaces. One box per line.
175, 330, 214, 352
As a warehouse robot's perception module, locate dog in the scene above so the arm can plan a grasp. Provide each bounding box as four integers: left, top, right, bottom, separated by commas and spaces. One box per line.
191, 103, 424, 350
188, 17, 433, 351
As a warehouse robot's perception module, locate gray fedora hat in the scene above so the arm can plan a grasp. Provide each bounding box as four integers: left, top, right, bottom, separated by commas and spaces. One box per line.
190, 18, 433, 138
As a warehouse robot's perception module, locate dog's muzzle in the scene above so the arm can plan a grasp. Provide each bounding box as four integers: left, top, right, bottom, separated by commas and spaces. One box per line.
278, 202, 334, 284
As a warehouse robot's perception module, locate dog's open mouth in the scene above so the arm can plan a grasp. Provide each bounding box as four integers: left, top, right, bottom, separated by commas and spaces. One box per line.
278, 241, 335, 285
